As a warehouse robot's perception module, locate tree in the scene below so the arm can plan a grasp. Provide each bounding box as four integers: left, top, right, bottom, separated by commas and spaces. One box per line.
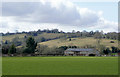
103, 48, 111, 55
106, 48, 111, 54
2, 45, 10, 54
89, 31, 94, 36
96, 39, 105, 54
25, 37, 37, 54
69, 38, 71, 41
5, 40, 8, 44
59, 46, 68, 50
111, 46, 118, 53
36, 44, 48, 54
41, 37, 46, 42
94, 30, 103, 39
9, 44, 16, 56
72, 30, 75, 33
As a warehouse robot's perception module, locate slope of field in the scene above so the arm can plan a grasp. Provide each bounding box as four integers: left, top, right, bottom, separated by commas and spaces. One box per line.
3, 33, 118, 49
36, 33, 65, 39
2, 33, 65, 42
2, 34, 26, 42
40, 37, 118, 48
2, 57, 118, 75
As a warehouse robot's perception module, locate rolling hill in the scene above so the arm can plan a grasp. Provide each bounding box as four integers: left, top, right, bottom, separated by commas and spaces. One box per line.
39, 37, 118, 48
2, 33, 119, 49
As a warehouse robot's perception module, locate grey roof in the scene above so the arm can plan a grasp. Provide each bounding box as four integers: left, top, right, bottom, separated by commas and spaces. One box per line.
66, 48, 95, 52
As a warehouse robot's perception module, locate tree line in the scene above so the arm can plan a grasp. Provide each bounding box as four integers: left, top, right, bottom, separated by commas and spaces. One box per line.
2, 29, 119, 41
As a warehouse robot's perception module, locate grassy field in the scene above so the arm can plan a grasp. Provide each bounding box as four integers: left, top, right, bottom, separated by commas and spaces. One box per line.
36, 33, 65, 39
2, 57, 118, 75
2, 33, 65, 42
40, 37, 118, 48
2, 34, 26, 42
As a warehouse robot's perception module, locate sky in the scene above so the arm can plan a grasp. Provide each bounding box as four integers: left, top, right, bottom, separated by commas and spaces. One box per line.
74, 2, 118, 22
0, 0, 118, 33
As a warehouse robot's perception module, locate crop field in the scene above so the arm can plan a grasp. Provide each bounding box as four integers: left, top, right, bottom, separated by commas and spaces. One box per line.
2, 57, 118, 75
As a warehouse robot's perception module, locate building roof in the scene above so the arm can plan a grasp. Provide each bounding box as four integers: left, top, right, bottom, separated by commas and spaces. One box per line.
66, 48, 95, 52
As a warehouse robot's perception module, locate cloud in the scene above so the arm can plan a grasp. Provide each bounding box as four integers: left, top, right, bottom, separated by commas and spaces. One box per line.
2, 1, 100, 25
1, 0, 118, 33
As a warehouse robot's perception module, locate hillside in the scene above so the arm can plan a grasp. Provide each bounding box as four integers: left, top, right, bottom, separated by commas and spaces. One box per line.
2, 30, 119, 49
2, 33, 118, 49
39, 37, 118, 48
2, 34, 26, 42
2, 31, 119, 56
2, 33, 65, 42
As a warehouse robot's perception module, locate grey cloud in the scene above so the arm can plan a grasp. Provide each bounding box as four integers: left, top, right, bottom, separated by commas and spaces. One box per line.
2, 1, 102, 27
2, 2, 38, 16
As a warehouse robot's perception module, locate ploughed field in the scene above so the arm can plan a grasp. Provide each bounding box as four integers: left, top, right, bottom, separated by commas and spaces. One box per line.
2, 56, 118, 75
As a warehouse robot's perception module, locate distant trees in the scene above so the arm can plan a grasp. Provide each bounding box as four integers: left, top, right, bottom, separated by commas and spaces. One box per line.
103, 48, 111, 55
23, 37, 37, 54
5, 40, 8, 44
2, 45, 10, 54
9, 44, 16, 56
2, 28, 119, 41
36, 44, 48, 55
36, 44, 64, 55
111, 46, 118, 53
102, 46, 120, 56
4, 40, 10, 45
59, 45, 77, 49
59, 46, 68, 50
2, 29, 119, 44
105, 32, 118, 40
41, 37, 46, 42
2, 44, 16, 56
110, 41, 115, 43
93, 30, 103, 39
35, 45, 78, 55
69, 38, 71, 41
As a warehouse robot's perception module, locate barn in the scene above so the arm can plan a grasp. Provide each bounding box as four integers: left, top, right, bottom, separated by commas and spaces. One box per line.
64, 48, 100, 56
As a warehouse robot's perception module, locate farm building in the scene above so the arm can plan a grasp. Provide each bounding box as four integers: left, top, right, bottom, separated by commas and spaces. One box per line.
64, 48, 100, 56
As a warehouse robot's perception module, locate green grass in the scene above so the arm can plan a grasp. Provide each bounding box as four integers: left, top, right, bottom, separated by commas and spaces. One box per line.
2, 57, 118, 75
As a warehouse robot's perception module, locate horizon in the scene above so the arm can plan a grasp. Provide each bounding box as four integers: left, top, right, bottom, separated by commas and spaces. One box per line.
1, 28, 118, 34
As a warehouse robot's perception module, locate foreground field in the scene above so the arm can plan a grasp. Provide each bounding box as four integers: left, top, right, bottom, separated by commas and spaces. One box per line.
2, 57, 118, 75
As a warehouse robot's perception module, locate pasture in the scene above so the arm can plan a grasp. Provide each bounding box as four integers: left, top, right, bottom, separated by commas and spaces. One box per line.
2, 56, 118, 75
40, 37, 118, 48
2, 33, 65, 42
2, 34, 26, 42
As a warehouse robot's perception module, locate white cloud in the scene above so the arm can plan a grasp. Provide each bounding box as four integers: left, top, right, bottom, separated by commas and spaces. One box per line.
1, 0, 118, 33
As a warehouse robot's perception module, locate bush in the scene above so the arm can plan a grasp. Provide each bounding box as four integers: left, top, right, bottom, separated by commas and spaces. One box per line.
89, 54, 95, 56
110, 41, 114, 43
23, 48, 30, 54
